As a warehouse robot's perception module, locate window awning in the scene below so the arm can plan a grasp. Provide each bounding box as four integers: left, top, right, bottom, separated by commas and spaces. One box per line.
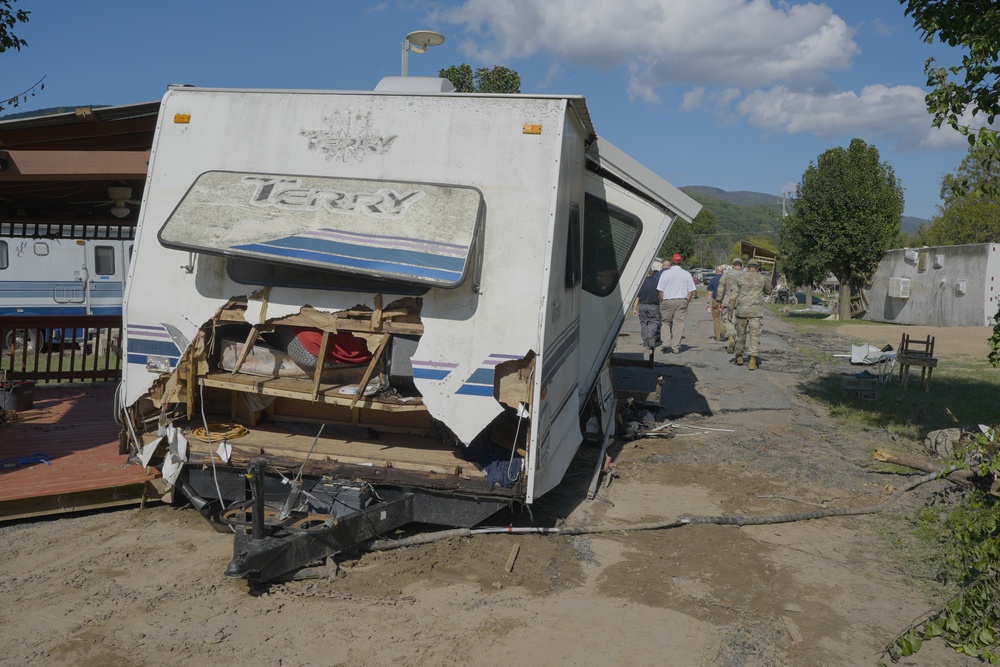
158, 171, 483, 288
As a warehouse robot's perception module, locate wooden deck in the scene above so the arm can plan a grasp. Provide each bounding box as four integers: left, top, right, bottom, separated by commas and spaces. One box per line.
0, 382, 161, 522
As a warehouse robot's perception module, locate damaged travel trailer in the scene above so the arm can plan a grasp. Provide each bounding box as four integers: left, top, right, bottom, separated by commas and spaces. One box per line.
120, 78, 700, 582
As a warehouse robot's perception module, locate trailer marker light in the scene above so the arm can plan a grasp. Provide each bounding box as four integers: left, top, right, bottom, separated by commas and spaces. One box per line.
174, 114, 191, 124
76, 240, 85, 245
523, 124, 542, 135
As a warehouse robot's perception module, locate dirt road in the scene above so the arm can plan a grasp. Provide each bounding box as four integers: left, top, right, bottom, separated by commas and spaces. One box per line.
0, 301, 975, 666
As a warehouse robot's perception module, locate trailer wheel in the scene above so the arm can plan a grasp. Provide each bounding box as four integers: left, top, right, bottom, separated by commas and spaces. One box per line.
4, 328, 38, 353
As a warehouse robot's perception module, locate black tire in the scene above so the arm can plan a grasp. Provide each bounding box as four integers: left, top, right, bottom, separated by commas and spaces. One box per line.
3, 328, 38, 353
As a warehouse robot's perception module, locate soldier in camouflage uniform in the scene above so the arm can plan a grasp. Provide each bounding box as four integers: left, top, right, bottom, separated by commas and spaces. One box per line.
725, 258, 773, 370
717, 258, 744, 353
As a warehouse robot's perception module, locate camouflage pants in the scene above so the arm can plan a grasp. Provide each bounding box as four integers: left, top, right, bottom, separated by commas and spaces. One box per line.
722, 308, 736, 341
733, 316, 763, 356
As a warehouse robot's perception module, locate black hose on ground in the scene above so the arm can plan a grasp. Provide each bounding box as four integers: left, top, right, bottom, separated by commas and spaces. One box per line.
363, 465, 958, 552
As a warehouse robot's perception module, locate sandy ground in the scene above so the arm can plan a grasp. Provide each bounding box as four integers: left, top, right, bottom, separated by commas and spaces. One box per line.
0, 301, 986, 667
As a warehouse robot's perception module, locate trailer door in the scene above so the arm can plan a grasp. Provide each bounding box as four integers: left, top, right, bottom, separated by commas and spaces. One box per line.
87, 241, 126, 315
578, 174, 676, 401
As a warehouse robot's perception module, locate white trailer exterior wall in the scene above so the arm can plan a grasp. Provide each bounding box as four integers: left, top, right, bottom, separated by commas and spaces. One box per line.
864, 243, 1000, 326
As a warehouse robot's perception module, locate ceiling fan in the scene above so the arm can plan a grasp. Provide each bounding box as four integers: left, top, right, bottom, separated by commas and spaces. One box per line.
74, 186, 141, 218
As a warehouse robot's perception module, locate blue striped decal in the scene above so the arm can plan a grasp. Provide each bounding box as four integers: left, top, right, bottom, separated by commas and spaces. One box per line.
411, 359, 458, 382
127, 324, 183, 358
232, 242, 464, 283
0, 305, 90, 315
413, 368, 451, 380
231, 227, 469, 285
456, 384, 494, 397
128, 338, 182, 356
455, 353, 525, 397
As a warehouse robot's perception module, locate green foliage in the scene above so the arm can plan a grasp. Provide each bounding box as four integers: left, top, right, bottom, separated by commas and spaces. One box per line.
885, 427, 1000, 663
438, 64, 521, 94
438, 64, 474, 92
684, 189, 783, 238
0, 0, 28, 54
0, 2, 41, 114
681, 188, 782, 267
782, 138, 903, 318
990, 302, 1000, 368
924, 142, 1000, 245
779, 207, 828, 291
689, 208, 720, 267
659, 218, 694, 261
901, 0, 1000, 149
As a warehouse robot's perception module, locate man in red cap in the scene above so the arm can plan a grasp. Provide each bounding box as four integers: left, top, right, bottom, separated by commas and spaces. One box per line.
655, 253, 696, 353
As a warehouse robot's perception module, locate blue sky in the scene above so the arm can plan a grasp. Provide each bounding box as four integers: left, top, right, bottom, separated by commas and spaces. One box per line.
1, 1, 975, 220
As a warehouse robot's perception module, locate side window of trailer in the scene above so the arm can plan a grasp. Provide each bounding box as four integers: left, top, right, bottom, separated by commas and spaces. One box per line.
582, 193, 641, 296
0, 241, 7, 269
94, 246, 116, 275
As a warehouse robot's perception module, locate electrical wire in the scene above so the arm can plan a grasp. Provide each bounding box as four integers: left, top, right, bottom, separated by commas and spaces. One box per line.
190, 422, 249, 442
198, 380, 235, 533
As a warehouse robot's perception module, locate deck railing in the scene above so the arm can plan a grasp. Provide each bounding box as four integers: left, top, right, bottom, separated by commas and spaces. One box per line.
1, 314, 122, 383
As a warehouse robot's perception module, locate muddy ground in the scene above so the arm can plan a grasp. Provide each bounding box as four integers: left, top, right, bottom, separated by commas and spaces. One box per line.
1, 301, 992, 667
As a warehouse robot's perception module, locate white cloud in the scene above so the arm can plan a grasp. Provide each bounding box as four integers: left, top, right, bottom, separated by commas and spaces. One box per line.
736, 84, 971, 150
446, 0, 859, 89
871, 18, 893, 37
681, 86, 705, 111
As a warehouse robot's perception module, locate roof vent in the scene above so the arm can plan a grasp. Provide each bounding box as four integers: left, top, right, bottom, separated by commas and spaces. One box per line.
375, 76, 455, 93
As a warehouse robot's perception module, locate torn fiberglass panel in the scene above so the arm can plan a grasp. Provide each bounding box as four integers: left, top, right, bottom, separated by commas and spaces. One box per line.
157, 171, 483, 288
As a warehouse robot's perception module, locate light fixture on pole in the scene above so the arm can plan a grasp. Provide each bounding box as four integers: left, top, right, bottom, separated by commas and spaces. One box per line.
401, 30, 444, 76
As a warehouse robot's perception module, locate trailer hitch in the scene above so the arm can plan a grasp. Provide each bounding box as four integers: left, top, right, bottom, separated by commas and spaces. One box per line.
224, 457, 414, 582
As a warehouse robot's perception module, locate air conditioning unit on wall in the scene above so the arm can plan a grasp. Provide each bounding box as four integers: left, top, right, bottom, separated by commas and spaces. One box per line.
888, 276, 911, 298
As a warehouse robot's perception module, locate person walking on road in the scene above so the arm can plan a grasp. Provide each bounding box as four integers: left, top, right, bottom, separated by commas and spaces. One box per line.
718, 258, 744, 353
707, 265, 724, 341
725, 258, 773, 370
656, 253, 696, 354
632, 260, 663, 349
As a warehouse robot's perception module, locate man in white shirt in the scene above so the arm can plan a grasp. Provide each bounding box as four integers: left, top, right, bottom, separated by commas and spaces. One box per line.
656, 253, 696, 354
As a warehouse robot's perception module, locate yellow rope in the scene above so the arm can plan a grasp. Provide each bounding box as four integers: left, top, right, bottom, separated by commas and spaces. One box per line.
190, 423, 249, 442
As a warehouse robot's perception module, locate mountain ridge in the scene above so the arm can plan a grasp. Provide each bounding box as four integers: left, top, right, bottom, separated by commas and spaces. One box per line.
681, 185, 927, 235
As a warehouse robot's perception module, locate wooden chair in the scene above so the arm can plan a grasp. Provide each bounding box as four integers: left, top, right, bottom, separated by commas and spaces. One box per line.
896, 333, 937, 392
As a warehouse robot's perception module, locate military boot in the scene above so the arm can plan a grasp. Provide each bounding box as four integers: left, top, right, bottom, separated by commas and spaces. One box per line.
736, 354, 744, 366
748, 356, 758, 370
726, 338, 735, 354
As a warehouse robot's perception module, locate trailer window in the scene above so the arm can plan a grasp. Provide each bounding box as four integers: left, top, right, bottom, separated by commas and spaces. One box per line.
94, 246, 116, 275
582, 194, 641, 296
0, 241, 7, 270
159, 171, 484, 289
34, 242, 49, 256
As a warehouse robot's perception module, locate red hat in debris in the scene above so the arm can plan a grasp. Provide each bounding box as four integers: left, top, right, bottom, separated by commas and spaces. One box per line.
671, 254, 682, 263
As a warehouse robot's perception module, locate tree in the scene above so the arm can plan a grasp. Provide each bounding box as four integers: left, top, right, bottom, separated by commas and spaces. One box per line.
0, 0, 28, 54
924, 141, 1000, 244
0, 1, 41, 113
689, 208, 720, 267
658, 218, 694, 263
779, 212, 828, 308
901, 0, 1000, 148
782, 138, 903, 320
438, 64, 521, 94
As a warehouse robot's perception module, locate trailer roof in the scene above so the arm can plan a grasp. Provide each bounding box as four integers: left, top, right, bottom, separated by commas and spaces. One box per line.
587, 137, 702, 223
163, 84, 598, 145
